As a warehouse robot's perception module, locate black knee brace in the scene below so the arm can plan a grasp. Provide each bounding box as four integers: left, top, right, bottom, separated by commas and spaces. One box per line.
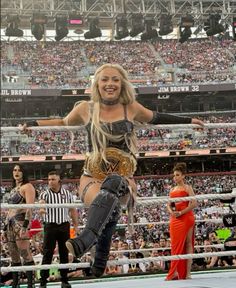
101, 174, 130, 198
67, 174, 128, 258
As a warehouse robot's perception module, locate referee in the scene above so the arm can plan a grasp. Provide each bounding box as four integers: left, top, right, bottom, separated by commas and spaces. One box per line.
39, 171, 78, 288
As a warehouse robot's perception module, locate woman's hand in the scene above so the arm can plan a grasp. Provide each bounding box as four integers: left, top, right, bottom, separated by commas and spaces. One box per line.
18, 123, 32, 136
173, 211, 182, 218
191, 118, 204, 127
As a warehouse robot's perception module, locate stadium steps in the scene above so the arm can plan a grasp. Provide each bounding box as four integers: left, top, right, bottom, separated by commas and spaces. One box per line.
7, 45, 14, 60
77, 47, 96, 77
147, 43, 179, 82
147, 43, 166, 68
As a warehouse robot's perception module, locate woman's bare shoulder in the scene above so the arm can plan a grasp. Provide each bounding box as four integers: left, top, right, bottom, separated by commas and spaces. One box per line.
185, 184, 194, 194
64, 100, 90, 125
20, 183, 35, 193
127, 101, 152, 122
74, 100, 90, 110
127, 100, 141, 110
21, 182, 34, 188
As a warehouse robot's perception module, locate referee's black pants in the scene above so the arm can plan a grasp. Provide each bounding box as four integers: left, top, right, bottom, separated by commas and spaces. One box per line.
40, 222, 70, 283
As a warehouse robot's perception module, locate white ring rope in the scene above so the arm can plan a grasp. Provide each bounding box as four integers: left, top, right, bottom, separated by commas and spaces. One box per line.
110, 218, 224, 227
25, 218, 223, 234
1, 192, 235, 209
1, 251, 236, 273
31, 218, 224, 232
137, 193, 235, 205
95, 244, 226, 255
0, 244, 225, 263
1, 123, 235, 133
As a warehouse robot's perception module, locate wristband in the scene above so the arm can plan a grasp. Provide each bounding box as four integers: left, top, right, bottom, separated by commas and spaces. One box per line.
25, 120, 39, 127
22, 219, 30, 229
150, 111, 192, 125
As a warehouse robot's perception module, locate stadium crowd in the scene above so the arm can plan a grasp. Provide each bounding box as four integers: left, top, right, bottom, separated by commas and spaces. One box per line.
1, 34, 236, 286
1, 173, 236, 285
1, 38, 236, 88
1, 113, 235, 156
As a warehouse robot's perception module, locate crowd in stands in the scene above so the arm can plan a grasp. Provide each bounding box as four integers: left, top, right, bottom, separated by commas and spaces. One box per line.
1, 173, 236, 285
176, 70, 235, 83
1, 41, 88, 88
1, 113, 235, 156
1, 38, 236, 88
137, 123, 236, 152
153, 39, 236, 83
1, 35, 236, 286
83, 41, 158, 75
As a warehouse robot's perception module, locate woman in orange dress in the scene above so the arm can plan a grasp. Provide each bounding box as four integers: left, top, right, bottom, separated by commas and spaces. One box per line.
166, 162, 197, 280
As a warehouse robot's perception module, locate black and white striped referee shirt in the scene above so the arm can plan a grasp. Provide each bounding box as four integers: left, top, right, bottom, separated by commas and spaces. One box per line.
40, 186, 73, 224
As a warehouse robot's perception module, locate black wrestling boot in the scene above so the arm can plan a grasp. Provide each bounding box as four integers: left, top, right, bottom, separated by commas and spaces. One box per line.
66, 174, 128, 259
61, 281, 72, 288
91, 218, 118, 277
24, 261, 35, 288
11, 263, 21, 288
66, 189, 119, 258
39, 280, 47, 288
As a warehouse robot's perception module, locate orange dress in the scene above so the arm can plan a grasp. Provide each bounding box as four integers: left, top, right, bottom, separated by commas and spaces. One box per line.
166, 189, 195, 280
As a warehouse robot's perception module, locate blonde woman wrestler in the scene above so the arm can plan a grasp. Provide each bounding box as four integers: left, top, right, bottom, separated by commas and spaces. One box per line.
21, 63, 204, 278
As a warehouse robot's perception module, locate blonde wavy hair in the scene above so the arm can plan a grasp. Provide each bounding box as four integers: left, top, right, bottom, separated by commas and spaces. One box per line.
88, 63, 137, 166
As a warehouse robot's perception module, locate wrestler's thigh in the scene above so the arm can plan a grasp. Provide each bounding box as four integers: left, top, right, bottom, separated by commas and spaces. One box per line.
79, 176, 102, 206
8, 241, 21, 263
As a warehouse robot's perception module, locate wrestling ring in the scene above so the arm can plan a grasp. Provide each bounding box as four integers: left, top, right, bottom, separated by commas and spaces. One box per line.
1, 123, 236, 287
1, 271, 234, 287
1, 192, 236, 288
